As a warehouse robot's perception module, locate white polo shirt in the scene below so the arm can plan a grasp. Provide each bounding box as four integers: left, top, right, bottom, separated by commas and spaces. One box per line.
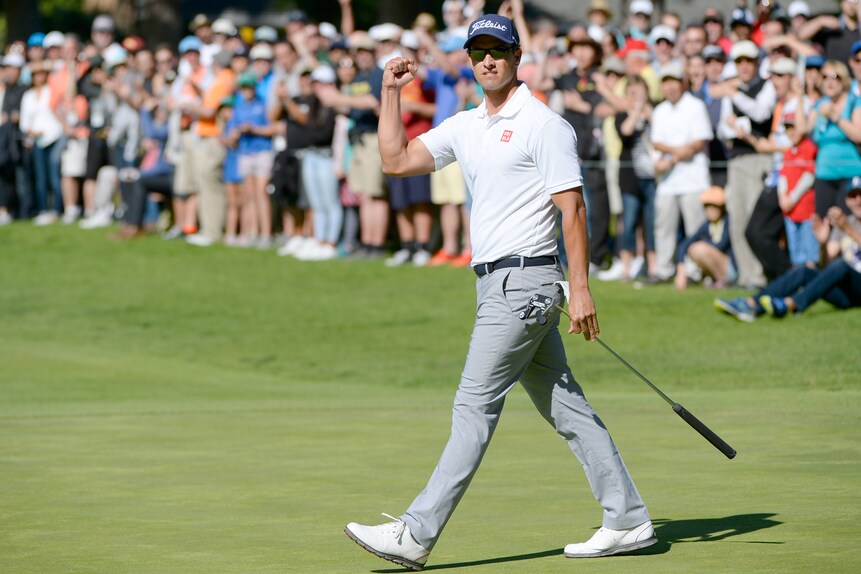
418, 83, 583, 265
651, 91, 713, 196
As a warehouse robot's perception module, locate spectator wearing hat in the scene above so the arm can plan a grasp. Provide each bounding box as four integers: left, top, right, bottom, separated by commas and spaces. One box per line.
674, 185, 735, 289
650, 25, 680, 77
21, 60, 65, 225
90, 14, 116, 53
804, 54, 824, 103
848, 40, 861, 98
249, 43, 275, 105
695, 46, 729, 187
799, 0, 861, 63
315, 33, 388, 258
729, 8, 755, 43
716, 178, 861, 321
0, 56, 27, 223
806, 60, 861, 217
190, 14, 219, 69
586, 0, 613, 44
185, 48, 236, 247
787, 1, 812, 37
704, 9, 733, 55
42, 31, 65, 70
627, 0, 654, 42
650, 62, 711, 282
714, 40, 776, 288
618, 37, 663, 102
438, 0, 469, 43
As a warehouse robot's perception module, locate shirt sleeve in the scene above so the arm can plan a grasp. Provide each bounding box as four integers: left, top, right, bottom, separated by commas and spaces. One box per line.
690, 98, 714, 142
416, 114, 458, 171
531, 115, 583, 194
731, 80, 776, 123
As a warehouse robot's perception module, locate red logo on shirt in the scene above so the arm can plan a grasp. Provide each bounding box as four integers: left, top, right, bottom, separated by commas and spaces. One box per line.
501, 130, 513, 142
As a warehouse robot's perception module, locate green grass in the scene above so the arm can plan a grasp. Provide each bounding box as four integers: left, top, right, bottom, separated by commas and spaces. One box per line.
1, 223, 860, 573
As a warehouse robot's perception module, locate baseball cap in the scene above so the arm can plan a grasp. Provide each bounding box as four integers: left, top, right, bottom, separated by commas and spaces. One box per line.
92, 14, 115, 33
254, 26, 278, 43
589, 0, 613, 18
219, 96, 235, 109
400, 30, 419, 51
249, 43, 274, 61
650, 25, 676, 45
850, 176, 861, 192
440, 35, 467, 53
702, 45, 726, 62
602, 56, 625, 75
238, 72, 257, 87
852, 40, 861, 56
189, 14, 211, 32
659, 62, 685, 81
350, 32, 376, 52
463, 14, 520, 49
27, 32, 45, 48
731, 8, 754, 27
310, 65, 336, 84
178, 36, 202, 54
43, 31, 65, 49
730, 40, 759, 61
700, 186, 725, 207
629, 0, 654, 16
2, 54, 25, 68
770, 57, 797, 76
788, 1, 811, 18
805, 54, 825, 69
319, 22, 338, 40
617, 38, 649, 59
212, 18, 237, 37
102, 45, 128, 69
369, 23, 402, 43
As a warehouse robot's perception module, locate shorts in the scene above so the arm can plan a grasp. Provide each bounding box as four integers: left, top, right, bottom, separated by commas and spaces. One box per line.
238, 150, 274, 179
224, 150, 242, 184
173, 130, 198, 196
61, 138, 87, 178
387, 173, 431, 211
85, 136, 110, 180
270, 150, 307, 209
347, 132, 385, 198
431, 161, 466, 205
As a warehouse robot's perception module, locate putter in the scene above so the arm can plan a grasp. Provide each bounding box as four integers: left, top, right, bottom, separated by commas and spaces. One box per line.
520, 291, 737, 460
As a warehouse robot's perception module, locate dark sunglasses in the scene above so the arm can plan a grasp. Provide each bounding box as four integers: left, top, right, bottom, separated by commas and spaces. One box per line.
468, 46, 514, 62
823, 71, 842, 80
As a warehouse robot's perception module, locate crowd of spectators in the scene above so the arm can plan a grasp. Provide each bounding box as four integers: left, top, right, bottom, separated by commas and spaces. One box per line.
0, 0, 859, 301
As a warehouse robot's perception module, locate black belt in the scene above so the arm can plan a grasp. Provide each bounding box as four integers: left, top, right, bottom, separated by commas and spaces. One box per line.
473, 255, 558, 277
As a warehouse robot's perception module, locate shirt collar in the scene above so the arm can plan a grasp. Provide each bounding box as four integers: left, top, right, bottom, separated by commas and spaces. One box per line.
477, 82, 531, 119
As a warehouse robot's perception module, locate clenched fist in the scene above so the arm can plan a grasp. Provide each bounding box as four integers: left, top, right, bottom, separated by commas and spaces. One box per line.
383, 57, 418, 90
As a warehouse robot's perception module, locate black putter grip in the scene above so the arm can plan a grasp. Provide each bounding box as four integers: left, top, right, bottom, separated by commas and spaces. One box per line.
672, 403, 737, 459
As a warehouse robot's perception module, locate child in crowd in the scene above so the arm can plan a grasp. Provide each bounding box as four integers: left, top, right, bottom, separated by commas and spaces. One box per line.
675, 186, 735, 290
777, 115, 818, 267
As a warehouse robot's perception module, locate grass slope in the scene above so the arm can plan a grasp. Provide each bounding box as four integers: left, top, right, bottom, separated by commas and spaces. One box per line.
1, 224, 859, 573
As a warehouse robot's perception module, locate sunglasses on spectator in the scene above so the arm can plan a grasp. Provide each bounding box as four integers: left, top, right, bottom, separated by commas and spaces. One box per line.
339, 58, 355, 68
468, 46, 515, 62
823, 72, 843, 80
156, 58, 173, 65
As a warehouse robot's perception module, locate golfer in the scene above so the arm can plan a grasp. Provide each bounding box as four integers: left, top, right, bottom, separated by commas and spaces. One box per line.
345, 15, 655, 570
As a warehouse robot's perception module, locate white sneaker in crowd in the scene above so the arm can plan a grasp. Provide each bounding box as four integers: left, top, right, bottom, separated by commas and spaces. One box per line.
32, 211, 58, 226
597, 258, 625, 281
629, 256, 645, 280
412, 249, 432, 267
61, 206, 82, 225
79, 208, 113, 229
186, 233, 215, 247
294, 238, 323, 260
0, 210, 12, 226
299, 242, 338, 261
385, 248, 413, 267
277, 235, 306, 257
345, 514, 430, 571
564, 521, 657, 558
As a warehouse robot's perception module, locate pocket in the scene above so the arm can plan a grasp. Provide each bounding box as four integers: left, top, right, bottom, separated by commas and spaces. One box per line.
501, 266, 564, 317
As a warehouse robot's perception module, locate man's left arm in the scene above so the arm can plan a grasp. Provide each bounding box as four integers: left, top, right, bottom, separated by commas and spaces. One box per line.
731, 80, 776, 123
552, 189, 599, 341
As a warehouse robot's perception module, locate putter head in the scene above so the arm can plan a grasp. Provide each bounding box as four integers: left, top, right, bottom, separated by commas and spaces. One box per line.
519, 293, 554, 324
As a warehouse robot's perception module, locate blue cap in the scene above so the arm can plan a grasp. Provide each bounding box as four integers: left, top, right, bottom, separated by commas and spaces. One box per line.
805, 54, 824, 69
852, 40, 861, 56
179, 35, 203, 54
440, 35, 467, 53
463, 15, 520, 49
28, 32, 45, 47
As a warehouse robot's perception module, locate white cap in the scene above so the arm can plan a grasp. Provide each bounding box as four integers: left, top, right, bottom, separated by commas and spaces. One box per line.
310, 65, 336, 84
369, 23, 402, 43
43, 31, 65, 49
211, 18, 237, 36
650, 25, 676, 45
659, 61, 685, 81
629, 0, 654, 16
103, 45, 128, 68
254, 25, 278, 43
249, 43, 274, 61
318, 22, 338, 40
2, 54, 25, 68
788, 1, 811, 18
730, 40, 759, 61
400, 30, 420, 51
770, 57, 797, 76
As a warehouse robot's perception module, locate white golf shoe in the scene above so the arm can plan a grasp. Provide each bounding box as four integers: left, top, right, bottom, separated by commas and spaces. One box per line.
345, 513, 430, 571
564, 520, 657, 558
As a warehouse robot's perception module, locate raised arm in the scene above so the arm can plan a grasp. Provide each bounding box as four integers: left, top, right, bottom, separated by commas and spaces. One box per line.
378, 57, 435, 177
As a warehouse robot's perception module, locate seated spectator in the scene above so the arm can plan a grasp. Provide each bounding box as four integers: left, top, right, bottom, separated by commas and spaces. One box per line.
674, 186, 735, 290
715, 177, 861, 321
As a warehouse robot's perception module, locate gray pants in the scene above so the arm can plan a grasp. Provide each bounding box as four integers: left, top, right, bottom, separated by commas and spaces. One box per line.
725, 153, 773, 288
401, 262, 650, 550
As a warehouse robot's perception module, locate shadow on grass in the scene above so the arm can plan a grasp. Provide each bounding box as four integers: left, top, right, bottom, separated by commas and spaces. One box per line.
372, 513, 782, 571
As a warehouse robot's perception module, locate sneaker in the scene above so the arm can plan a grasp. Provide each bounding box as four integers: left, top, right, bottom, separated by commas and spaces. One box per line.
758, 295, 788, 318
345, 514, 430, 571
277, 235, 307, 257
0, 211, 12, 226
629, 256, 645, 280
309, 243, 338, 261
597, 258, 624, 281
162, 225, 185, 240
32, 211, 58, 226
412, 249, 432, 267
714, 297, 757, 323
564, 521, 657, 558
428, 249, 457, 266
61, 206, 82, 224
186, 233, 215, 247
385, 248, 413, 267
80, 208, 114, 230
450, 250, 472, 268
294, 238, 321, 260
